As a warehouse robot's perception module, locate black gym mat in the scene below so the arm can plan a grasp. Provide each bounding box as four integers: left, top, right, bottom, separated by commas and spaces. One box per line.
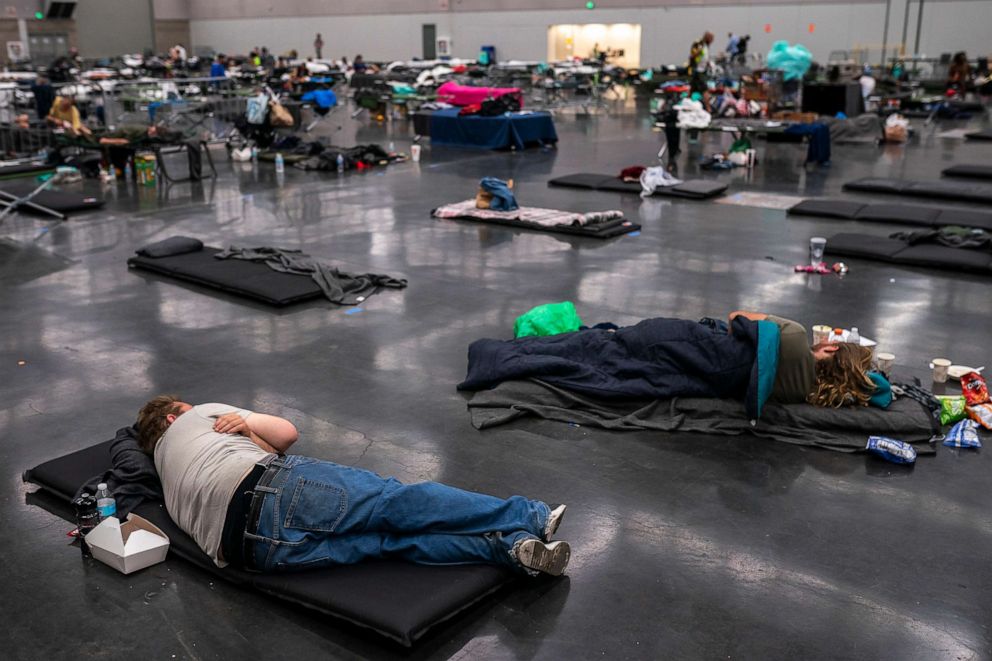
825, 232, 992, 274
843, 178, 992, 204
128, 247, 325, 307
1, 183, 105, 213
548, 173, 728, 199
23, 441, 514, 647
943, 164, 992, 181
788, 199, 992, 231
0, 161, 57, 180
965, 129, 992, 141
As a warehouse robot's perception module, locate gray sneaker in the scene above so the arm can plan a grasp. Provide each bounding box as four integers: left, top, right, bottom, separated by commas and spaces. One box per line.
516, 539, 571, 576
544, 504, 567, 542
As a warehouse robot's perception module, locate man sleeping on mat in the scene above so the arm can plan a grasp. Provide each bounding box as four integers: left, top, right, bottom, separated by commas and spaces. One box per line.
459, 311, 881, 416
135, 396, 570, 577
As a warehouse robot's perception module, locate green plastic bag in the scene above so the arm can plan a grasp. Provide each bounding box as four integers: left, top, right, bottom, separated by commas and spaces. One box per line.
514, 302, 583, 338
729, 137, 752, 153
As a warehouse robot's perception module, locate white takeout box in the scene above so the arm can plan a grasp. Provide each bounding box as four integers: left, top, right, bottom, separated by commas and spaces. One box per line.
85, 514, 170, 574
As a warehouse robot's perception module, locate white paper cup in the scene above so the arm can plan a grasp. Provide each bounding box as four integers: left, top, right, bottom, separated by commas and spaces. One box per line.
812, 325, 831, 345
931, 358, 951, 383
876, 352, 895, 373
411, 144, 421, 162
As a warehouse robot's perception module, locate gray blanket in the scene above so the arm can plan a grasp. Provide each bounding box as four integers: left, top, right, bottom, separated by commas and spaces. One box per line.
819, 114, 883, 144
466, 380, 938, 453
215, 246, 407, 305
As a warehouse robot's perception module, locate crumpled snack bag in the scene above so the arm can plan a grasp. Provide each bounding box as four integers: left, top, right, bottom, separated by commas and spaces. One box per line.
967, 402, 992, 430
961, 371, 990, 406
943, 419, 982, 448
866, 436, 917, 464
937, 395, 968, 426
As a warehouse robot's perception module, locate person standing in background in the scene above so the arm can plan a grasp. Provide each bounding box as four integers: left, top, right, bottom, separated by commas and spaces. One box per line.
314, 33, 324, 59
726, 33, 740, 58
31, 75, 55, 120
688, 31, 714, 100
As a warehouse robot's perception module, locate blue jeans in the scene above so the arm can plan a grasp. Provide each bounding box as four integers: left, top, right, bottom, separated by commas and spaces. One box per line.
246, 455, 550, 573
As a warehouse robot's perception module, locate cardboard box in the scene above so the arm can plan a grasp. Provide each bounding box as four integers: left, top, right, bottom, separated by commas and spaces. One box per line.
86, 514, 170, 574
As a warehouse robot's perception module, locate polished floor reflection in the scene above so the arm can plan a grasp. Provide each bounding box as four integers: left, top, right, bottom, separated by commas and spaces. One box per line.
2, 108, 991, 659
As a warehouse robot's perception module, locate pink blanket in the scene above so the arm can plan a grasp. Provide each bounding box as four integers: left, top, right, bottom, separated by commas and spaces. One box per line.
436, 81, 523, 108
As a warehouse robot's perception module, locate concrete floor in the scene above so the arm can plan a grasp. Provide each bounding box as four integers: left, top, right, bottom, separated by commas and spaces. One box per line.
2, 105, 991, 660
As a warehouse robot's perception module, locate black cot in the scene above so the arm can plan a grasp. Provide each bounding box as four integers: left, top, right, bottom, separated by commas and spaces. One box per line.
23, 441, 514, 647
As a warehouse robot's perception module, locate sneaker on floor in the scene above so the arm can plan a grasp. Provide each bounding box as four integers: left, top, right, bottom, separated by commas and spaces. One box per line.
544, 503, 567, 542
516, 539, 571, 576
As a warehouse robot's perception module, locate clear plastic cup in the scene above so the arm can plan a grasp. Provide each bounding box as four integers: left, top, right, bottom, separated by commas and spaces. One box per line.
812, 325, 831, 344
809, 237, 827, 267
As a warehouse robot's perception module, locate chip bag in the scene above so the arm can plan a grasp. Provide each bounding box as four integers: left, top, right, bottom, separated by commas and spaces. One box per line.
967, 402, 992, 430
961, 371, 990, 406
866, 436, 917, 464
937, 395, 968, 426
943, 419, 982, 448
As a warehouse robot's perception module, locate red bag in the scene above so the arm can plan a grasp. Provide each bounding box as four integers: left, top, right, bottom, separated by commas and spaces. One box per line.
961, 372, 990, 406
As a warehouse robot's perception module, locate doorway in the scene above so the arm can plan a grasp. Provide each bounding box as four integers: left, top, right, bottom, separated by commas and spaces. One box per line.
28, 33, 69, 67
422, 24, 437, 60
547, 24, 641, 68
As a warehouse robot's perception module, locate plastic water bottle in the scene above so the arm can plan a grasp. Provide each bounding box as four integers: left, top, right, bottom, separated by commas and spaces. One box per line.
274, 152, 285, 173
848, 327, 861, 345
95, 483, 117, 521
251, 146, 258, 163
388, 141, 395, 153
123, 160, 132, 181
336, 153, 345, 173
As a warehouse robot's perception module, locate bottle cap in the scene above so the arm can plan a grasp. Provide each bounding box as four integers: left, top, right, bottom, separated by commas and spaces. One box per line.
97, 482, 107, 490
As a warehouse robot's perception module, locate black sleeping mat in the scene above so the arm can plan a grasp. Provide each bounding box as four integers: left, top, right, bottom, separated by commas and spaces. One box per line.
548, 173, 728, 199
23, 441, 513, 647
1, 183, 105, 213
788, 199, 992, 231
825, 232, 992, 274
128, 247, 325, 306
942, 164, 992, 181
843, 177, 992, 204
0, 161, 57, 179
965, 129, 992, 141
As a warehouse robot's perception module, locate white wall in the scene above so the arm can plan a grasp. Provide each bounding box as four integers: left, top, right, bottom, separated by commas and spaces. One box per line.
76, 0, 155, 58
189, 1, 991, 65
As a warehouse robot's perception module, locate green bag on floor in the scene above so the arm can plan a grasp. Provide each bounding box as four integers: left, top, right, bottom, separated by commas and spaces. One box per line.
514, 302, 583, 338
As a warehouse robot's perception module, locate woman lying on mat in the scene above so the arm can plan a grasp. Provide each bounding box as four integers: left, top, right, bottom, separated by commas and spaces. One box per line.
458, 311, 881, 418
135, 396, 570, 576
726, 311, 877, 408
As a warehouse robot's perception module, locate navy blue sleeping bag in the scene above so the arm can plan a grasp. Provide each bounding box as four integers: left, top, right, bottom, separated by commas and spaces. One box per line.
458, 317, 780, 419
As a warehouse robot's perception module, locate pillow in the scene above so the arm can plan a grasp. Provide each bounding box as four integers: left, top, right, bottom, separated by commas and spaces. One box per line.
137, 236, 204, 258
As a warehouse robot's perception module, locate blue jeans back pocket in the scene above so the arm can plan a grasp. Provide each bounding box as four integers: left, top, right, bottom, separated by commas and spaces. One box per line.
283, 478, 347, 532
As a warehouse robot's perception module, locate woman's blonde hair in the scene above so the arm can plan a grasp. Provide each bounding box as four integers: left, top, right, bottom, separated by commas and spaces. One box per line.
807, 344, 875, 408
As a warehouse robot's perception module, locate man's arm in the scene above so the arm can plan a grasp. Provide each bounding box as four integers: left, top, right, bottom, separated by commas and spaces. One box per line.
214, 411, 298, 453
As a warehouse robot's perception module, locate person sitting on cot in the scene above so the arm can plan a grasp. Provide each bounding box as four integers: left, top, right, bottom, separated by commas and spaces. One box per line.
459, 311, 879, 413
135, 396, 571, 576
47, 95, 92, 138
